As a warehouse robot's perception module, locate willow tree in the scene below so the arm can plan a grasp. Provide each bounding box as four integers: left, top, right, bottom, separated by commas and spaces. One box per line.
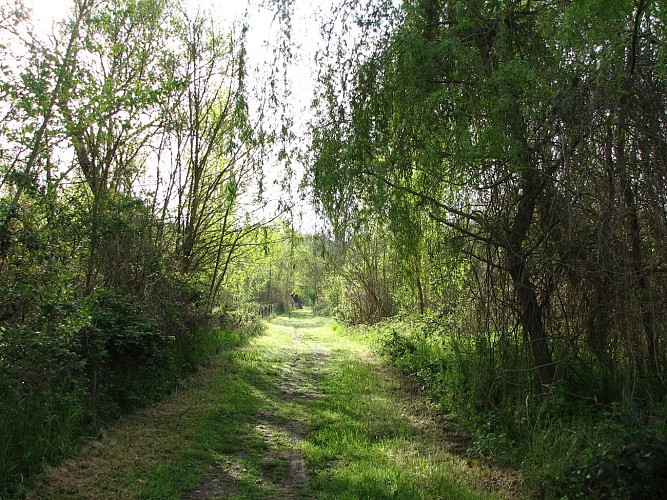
309, 0, 666, 393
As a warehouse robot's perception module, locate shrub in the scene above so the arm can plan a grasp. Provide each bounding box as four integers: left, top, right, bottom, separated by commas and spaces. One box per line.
0, 283, 240, 497
76, 288, 175, 419
372, 314, 667, 499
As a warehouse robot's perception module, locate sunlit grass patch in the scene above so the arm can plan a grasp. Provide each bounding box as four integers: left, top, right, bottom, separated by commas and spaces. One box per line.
298, 331, 505, 499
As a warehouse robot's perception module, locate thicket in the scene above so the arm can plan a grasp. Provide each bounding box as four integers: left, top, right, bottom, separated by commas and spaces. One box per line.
0, 0, 286, 496
308, 0, 667, 496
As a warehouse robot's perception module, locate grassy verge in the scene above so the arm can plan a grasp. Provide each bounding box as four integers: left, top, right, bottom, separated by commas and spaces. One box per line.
27, 324, 268, 499
0, 289, 247, 499
370, 314, 667, 499
30, 310, 523, 499
298, 322, 519, 499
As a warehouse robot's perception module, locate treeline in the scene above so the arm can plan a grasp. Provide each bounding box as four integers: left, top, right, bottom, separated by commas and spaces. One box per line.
0, 0, 290, 496
308, 0, 666, 497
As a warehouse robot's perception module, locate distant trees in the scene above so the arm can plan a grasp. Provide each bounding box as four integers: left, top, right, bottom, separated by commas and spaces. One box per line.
222, 223, 331, 315
309, 0, 666, 396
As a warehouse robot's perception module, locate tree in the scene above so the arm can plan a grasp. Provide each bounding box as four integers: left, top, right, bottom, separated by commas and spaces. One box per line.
0, 0, 96, 259
54, 0, 180, 293
157, 10, 279, 313
309, 0, 666, 393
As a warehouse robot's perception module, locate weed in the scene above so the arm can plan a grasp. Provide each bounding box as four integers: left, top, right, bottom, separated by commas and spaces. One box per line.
372, 314, 667, 499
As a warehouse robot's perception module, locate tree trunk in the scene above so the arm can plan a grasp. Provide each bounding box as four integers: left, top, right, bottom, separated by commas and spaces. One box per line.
415, 258, 425, 315
507, 168, 555, 389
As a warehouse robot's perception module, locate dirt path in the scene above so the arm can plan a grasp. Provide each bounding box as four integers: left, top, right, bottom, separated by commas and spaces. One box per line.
185, 318, 325, 499
29, 311, 525, 499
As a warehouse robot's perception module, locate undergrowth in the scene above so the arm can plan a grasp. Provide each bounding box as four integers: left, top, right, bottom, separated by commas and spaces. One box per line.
0, 288, 261, 499
372, 314, 667, 499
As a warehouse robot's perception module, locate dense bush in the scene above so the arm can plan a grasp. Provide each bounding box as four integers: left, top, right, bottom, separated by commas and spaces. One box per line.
76, 289, 176, 419
0, 285, 246, 498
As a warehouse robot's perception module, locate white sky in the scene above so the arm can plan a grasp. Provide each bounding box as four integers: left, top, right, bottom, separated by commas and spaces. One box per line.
26, 0, 247, 28
21, 0, 330, 232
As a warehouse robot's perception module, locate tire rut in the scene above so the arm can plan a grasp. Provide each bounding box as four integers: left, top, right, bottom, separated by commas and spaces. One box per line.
185, 320, 328, 499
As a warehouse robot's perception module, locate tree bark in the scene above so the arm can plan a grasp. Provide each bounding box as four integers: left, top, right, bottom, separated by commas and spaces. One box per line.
506, 168, 555, 389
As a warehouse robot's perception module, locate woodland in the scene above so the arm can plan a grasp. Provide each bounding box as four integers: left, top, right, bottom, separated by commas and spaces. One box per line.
1, 0, 666, 498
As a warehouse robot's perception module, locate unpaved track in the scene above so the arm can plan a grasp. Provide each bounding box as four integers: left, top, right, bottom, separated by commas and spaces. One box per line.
29, 312, 524, 499
186, 320, 325, 499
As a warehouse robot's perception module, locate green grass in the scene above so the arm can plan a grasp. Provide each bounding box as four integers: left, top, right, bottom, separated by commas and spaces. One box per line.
295, 319, 495, 500
31, 309, 517, 499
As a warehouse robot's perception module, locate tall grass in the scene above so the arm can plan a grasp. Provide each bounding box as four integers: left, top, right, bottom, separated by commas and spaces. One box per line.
0, 375, 85, 497
373, 314, 667, 498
